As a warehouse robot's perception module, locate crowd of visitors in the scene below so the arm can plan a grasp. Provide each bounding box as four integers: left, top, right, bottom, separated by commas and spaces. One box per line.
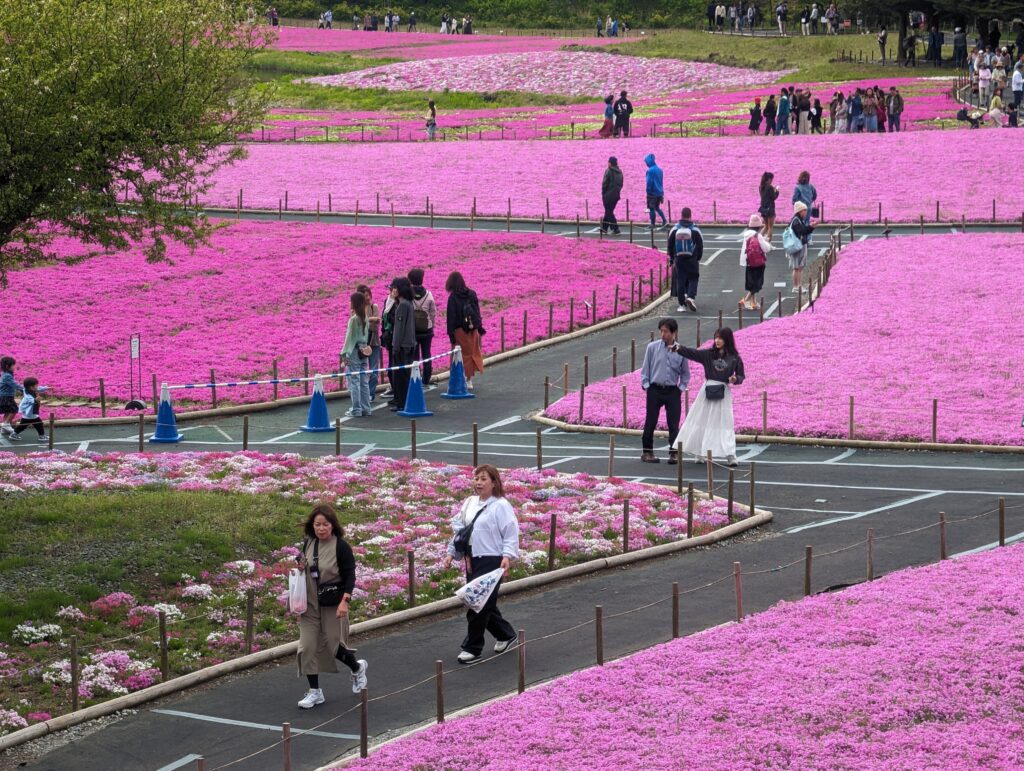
749, 85, 905, 134
347, 10, 426, 32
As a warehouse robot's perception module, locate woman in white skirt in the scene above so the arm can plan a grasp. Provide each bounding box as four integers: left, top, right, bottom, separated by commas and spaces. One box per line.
673, 327, 745, 467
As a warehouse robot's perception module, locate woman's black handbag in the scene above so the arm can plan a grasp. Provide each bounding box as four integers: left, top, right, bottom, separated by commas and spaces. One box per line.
705, 383, 726, 400
451, 503, 488, 559
312, 539, 343, 607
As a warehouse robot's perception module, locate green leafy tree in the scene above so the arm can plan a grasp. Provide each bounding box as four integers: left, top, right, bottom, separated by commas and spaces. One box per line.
0, 0, 270, 279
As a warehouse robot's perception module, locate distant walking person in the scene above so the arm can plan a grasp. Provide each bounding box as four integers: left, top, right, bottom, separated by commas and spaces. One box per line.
295, 503, 368, 709
639, 317, 689, 464
644, 153, 668, 229
10, 376, 45, 442
613, 90, 633, 136
408, 11, 416, 31
668, 208, 704, 312
673, 328, 745, 467
600, 156, 623, 234
426, 100, 437, 141
445, 271, 485, 391
0, 356, 23, 437
444, 465, 519, 663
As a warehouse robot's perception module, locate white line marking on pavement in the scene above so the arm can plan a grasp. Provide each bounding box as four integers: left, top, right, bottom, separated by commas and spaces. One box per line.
213, 426, 233, 441
477, 416, 523, 432
701, 248, 726, 266
824, 449, 857, 463
155, 754, 204, 771
542, 456, 580, 468
349, 443, 377, 459
738, 444, 770, 461
773, 281, 787, 287
762, 299, 779, 318
77, 441, 90, 452
766, 506, 862, 514
151, 709, 359, 740
951, 530, 1024, 559
265, 430, 301, 443
784, 491, 945, 534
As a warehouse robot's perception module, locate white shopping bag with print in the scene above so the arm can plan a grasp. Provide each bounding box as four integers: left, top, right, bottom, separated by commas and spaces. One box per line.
455, 568, 505, 613
287, 568, 308, 615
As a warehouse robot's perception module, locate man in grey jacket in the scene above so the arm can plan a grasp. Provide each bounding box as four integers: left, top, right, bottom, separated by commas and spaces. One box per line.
600, 157, 623, 235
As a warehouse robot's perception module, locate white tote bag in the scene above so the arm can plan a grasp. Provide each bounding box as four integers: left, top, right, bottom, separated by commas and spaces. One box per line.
287, 568, 308, 615
455, 568, 505, 613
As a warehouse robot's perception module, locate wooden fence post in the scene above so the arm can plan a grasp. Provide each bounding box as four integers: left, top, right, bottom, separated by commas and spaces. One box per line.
804, 546, 813, 596
595, 606, 604, 665
733, 562, 743, 621
671, 582, 680, 638
435, 661, 445, 723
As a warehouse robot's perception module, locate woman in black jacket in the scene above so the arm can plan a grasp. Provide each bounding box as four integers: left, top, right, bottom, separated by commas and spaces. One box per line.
389, 277, 417, 411
673, 328, 745, 467
757, 171, 780, 239
445, 271, 485, 390
295, 503, 367, 709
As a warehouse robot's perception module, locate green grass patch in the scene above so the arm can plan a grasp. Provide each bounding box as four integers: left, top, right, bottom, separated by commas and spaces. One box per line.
600, 30, 950, 83
0, 490, 310, 637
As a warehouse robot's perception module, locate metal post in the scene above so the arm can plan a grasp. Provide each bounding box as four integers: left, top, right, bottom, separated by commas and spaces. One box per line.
435, 661, 445, 723
804, 546, 813, 596
867, 528, 875, 580
671, 582, 680, 638
407, 549, 416, 606
517, 630, 526, 693
595, 606, 604, 665
359, 690, 368, 758
733, 562, 743, 621
686, 483, 694, 537
158, 611, 169, 681
939, 511, 947, 560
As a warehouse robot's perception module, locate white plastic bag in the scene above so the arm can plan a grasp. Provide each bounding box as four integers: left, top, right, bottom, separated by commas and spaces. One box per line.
455, 568, 505, 613
288, 568, 308, 615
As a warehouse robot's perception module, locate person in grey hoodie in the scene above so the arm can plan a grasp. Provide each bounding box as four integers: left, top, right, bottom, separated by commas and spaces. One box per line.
388, 277, 418, 412
601, 156, 623, 234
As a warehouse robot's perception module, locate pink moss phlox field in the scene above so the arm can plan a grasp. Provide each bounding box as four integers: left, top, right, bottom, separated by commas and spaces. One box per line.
10, 223, 657, 414
204, 131, 1024, 224
306, 52, 790, 97
346, 543, 1024, 770
545, 233, 1024, 446
252, 76, 953, 143
271, 26, 618, 57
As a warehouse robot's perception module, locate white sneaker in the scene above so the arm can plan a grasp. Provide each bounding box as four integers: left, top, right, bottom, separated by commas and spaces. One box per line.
466, 379, 474, 391
493, 637, 516, 653
0, 424, 11, 436
297, 688, 324, 709
457, 650, 479, 664
351, 660, 368, 693
7, 432, 21, 441
685, 297, 697, 312
38, 434, 48, 444
676, 305, 686, 312
727, 455, 739, 467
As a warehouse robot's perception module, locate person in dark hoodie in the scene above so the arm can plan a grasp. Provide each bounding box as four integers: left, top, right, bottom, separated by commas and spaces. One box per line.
389, 277, 417, 412
445, 271, 485, 391
644, 153, 668, 230
408, 268, 438, 386
601, 157, 623, 234
667, 207, 704, 313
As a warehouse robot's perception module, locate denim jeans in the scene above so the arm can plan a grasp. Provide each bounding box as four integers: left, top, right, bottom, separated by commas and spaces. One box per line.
865, 115, 878, 132
345, 353, 371, 415
888, 114, 901, 132
777, 116, 790, 134
366, 345, 382, 398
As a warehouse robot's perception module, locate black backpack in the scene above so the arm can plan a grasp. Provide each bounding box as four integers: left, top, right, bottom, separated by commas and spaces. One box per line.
413, 294, 431, 334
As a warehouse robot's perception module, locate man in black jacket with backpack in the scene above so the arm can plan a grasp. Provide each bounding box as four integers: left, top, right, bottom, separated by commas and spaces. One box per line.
667, 208, 704, 313
613, 90, 633, 137
408, 268, 438, 386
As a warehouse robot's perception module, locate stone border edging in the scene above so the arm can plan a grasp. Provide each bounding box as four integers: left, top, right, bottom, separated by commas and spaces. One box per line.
0, 507, 770, 752
51, 289, 669, 428
531, 412, 1024, 454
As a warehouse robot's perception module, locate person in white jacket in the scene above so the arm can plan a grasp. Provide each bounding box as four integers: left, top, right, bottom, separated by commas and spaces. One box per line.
739, 214, 772, 311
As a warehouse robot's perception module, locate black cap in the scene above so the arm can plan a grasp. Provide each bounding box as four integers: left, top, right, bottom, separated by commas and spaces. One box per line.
608, 156, 618, 165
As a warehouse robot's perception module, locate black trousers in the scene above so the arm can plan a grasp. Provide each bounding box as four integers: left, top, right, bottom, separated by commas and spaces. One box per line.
14, 416, 44, 436
461, 555, 515, 655
391, 346, 415, 409
601, 195, 619, 231
673, 263, 699, 300
613, 118, 630, 137
414, 332, 434, 384
642, 385, 681, 451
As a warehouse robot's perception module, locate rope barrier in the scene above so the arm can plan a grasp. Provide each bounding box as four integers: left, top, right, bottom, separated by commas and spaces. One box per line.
167, 349, 459, 391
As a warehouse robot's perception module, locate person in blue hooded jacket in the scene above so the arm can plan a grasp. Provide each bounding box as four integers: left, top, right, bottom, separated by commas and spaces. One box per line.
775, 89, 791, 134
644, 154, 668, 230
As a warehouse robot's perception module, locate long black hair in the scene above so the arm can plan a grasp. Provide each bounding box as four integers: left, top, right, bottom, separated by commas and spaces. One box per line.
714, 327, 739, 357
759, 171, 774, 193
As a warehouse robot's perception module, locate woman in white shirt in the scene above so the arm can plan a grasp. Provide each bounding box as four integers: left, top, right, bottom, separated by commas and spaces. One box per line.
443, 465, 520, 663
739, 214, 772, 311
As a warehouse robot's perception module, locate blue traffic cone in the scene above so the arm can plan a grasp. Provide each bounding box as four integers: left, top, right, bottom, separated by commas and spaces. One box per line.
301, 375, 334, 432
150, 383, 183, 443
398, 365, 433, 417
441, 347, 475, 400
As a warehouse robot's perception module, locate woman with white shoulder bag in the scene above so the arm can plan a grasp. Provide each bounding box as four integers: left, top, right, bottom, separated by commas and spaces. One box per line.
739, 214, 772, 311
442, 464, 520, 664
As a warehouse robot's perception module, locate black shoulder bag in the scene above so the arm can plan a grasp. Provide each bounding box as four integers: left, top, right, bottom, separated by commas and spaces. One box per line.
451, 503, 489, 559
311, 539, 343, 607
